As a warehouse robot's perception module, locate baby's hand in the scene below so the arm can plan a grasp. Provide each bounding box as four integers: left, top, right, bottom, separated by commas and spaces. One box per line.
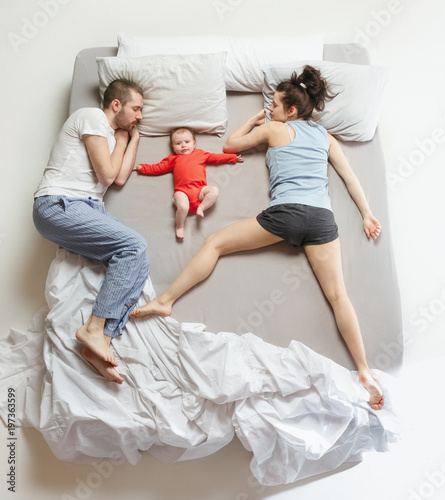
132, 164, 141, 172
236, 155, 244, 163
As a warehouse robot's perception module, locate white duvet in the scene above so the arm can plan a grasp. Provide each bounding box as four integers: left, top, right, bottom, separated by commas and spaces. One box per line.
0, 249, 400, 486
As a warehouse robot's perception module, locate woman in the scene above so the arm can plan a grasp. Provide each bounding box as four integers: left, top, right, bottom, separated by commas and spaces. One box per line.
130, 66, 384, 410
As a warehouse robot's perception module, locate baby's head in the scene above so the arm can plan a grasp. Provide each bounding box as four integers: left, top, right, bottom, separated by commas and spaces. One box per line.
170, 127, 196, 155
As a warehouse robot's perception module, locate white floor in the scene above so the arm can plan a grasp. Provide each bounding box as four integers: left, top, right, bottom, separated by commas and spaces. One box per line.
2, 1, 445, 499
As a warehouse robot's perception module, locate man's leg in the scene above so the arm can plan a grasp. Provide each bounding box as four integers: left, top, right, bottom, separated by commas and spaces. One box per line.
76, 315, 118, 367
81, 333, 124, 384
33, 196, 149, 364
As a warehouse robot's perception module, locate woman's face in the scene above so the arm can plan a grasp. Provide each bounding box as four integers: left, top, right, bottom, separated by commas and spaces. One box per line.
269, 91, 297, 122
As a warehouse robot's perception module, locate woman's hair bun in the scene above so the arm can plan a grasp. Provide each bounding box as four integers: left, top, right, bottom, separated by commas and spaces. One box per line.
293, 65, 333, 112
277, 65, 337, 119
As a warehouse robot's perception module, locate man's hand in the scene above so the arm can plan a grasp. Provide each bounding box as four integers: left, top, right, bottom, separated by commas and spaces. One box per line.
115, 129, 129, 144
128, 125, 140, 140
84, 134, 127, 187
114, 126, 141, 186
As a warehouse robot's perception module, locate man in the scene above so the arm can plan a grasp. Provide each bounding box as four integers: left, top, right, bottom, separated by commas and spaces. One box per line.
33, 79, 148, 384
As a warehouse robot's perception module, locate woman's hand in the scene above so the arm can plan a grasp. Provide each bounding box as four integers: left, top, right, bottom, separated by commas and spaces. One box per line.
223, 109, 269, 153
363, 214, 381, 240
253, 109, 266, 126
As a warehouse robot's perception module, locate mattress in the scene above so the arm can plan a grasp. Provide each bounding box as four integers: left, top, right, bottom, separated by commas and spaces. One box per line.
69, 44, 403, 373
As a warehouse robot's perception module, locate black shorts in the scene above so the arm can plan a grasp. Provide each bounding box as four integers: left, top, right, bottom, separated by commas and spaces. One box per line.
256, 203, 338, 247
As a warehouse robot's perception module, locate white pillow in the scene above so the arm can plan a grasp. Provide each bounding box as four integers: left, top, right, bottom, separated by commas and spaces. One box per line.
262, 60, 390, 142
97, 52, 228, 137
117, 33, 324, 93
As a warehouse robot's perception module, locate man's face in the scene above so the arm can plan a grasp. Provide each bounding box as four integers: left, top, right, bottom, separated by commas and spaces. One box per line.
114, 90, 143, 131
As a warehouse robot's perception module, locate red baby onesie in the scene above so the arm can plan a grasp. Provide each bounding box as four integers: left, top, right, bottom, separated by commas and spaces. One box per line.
138, 149, 237, 212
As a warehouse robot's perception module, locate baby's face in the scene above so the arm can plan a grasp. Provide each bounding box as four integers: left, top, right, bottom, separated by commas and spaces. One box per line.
171, 131, 196, 155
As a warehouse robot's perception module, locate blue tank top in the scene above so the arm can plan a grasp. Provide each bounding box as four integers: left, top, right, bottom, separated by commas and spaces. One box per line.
265, 120, 332, 211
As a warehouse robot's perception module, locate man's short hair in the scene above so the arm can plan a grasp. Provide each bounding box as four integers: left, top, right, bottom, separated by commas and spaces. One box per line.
103, 79, 143, 109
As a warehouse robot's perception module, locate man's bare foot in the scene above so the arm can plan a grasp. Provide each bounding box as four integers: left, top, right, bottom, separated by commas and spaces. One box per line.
176, 227, 185, 239
76, 316, 118, 367
129, 298, 172, 318
359, 371, 384, 410
81, 347, 124, 384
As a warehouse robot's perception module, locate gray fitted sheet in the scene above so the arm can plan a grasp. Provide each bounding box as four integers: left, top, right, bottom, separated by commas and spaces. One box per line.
68, 44, 403, 374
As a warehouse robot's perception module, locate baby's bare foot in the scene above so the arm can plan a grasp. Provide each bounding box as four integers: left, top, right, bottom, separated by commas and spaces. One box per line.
176, 227, 185, 239
81, 347, 123, 384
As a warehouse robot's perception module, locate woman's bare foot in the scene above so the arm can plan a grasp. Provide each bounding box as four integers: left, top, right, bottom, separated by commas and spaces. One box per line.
129, 298, 172, 318
81, 347, 124, 384
76, 315, 118, 367
359, 371, 384, 410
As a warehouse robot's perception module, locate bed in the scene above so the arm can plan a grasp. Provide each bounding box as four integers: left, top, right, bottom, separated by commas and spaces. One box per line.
0, 36, 403, 486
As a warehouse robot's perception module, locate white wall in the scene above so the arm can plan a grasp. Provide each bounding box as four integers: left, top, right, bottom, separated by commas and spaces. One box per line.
1, 1, 445, 499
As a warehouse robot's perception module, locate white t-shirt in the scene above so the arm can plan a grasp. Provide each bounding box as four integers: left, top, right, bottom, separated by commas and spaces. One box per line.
34, 108, 116, 200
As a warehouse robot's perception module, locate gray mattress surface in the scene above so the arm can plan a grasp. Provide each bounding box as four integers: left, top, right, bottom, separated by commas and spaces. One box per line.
69, 44, 403, 373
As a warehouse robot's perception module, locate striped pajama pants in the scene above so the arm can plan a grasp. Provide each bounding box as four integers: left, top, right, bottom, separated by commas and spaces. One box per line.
33, 195, 149, 338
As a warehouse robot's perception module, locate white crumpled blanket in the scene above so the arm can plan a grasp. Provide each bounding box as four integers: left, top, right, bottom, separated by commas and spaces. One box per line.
0, 249, 400, 486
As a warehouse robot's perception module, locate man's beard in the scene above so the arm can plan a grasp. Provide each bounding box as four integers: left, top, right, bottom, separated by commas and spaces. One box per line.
115, 109, 138, 131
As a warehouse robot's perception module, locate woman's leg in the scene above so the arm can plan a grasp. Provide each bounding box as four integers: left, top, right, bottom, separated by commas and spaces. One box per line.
130, 217, 283, 318
304, 238, 384, 410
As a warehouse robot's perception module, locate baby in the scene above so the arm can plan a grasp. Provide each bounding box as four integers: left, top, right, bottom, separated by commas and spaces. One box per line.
136, 127, 244, 238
